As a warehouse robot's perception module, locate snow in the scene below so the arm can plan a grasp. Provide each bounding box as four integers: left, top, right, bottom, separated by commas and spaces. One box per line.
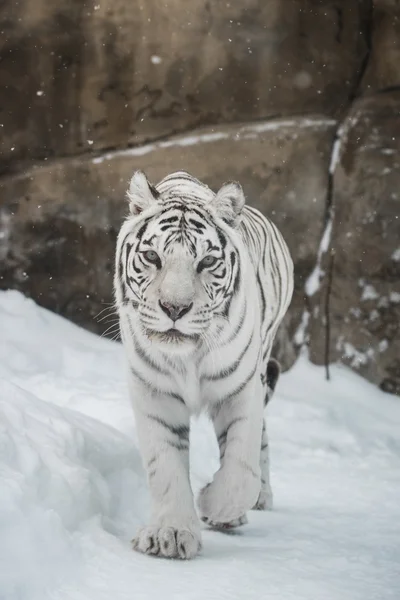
339, 341, 374, 368
304, 215, 333, 297
294, 309, 310, 346
361, 284, 379, 302
1, 290, 400, 600
389, 291, 400, 303
392, 248, 400, 262
92, 117, 336, 165
329, 112, 363, 176
329, 127, 345, 175
378, 340, 389, 353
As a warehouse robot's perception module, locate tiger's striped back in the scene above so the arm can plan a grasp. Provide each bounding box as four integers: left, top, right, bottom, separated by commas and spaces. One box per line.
240, 205, 294, 371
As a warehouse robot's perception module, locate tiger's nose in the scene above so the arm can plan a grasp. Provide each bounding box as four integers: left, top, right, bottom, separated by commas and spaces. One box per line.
159, 300, 193, 321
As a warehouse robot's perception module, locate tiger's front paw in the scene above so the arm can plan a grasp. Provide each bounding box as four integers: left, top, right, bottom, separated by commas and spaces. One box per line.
201, 513, 248, 530
198, 465, 260, 524
252, 487, 273, 511
132, 525, 201, 560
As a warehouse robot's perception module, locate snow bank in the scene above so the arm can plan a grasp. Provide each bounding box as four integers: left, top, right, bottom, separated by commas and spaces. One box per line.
1, 291, 399, 600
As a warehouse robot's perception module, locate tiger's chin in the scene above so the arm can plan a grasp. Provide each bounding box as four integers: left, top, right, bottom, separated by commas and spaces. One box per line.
144, 327, 201, 354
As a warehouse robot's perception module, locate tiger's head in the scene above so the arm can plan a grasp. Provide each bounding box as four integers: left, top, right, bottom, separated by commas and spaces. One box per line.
115, 170, 246, 353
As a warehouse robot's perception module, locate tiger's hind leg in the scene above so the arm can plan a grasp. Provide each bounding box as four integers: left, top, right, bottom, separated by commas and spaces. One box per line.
201, 427, 248, 530
253, 358, 280, 511
253, 419, 273, 510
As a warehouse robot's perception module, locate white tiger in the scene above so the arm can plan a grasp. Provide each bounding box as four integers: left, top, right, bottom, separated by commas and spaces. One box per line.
114, 170, 294, 559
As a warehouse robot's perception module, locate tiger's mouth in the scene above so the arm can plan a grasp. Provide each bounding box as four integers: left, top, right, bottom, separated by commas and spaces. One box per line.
145, 328, 199, 344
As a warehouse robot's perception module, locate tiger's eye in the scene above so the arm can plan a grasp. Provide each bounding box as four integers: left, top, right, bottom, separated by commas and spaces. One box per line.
198, 255, 218, 271
143, 250, 160, 264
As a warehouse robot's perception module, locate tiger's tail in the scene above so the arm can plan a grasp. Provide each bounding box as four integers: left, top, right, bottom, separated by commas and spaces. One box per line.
264, 358, 281, 405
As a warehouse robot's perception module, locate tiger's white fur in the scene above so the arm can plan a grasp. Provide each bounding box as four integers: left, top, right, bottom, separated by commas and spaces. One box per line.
114, 170, 293, 559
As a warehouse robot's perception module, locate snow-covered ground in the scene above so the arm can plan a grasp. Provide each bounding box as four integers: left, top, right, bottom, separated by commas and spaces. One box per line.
1, 290, 399, 600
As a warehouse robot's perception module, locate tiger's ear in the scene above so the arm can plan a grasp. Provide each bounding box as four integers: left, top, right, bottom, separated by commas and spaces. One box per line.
211, 181, 245, 227
127, 170, 160, 215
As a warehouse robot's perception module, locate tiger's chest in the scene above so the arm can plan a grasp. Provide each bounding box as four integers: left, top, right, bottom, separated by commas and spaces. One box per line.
168, 361, 220, 414
170, 362, 203, 414
170, 341, 260, 413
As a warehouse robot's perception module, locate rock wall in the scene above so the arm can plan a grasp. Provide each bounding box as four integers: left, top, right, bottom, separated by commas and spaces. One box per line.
0, 0, 369, 173
308, 91, 400, 395
1, 0, 399, 394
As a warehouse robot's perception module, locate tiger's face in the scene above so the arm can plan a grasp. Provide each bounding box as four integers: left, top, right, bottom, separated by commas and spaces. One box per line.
115, 171, 245, 353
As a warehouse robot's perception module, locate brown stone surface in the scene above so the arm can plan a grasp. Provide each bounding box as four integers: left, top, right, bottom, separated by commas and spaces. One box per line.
0, 116, 336, 368
0, 0, 368, 174
361, 0, 400, 94
309, 92, 400, 394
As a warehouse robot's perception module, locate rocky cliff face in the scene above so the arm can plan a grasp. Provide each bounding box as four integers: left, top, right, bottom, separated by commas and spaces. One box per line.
0, 0, 399, 394
308, 91, 400, 395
